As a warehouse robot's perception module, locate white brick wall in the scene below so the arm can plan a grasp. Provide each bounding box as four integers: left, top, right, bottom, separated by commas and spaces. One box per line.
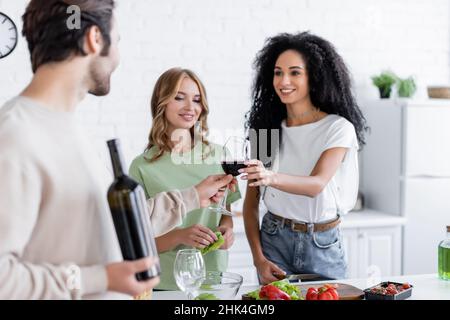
1, 0, 449, 203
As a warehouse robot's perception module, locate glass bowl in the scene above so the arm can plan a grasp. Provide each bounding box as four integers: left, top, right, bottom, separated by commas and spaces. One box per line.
193, 271, 243, 300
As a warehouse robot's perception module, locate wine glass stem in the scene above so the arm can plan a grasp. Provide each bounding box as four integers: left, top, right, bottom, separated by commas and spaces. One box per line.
187, 291, 194, 300
219, 187, 229, 209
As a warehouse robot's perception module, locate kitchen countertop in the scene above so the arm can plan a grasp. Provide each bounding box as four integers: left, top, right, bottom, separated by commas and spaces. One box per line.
232, 209, 407, 233
152, 274, 450, 300
339, 209, 407, 229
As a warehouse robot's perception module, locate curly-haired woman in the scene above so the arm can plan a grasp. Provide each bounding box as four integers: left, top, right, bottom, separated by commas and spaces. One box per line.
241, 32, 367, 284
129, 68, 241, 290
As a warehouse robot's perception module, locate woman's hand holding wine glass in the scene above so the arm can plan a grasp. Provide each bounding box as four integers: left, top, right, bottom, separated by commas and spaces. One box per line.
194, 174, 236, 208
208, 137, 251, 216
240, 159, 276, 187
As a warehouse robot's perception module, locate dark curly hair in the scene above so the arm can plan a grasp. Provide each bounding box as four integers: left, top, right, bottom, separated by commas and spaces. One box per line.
22, 0, 115, 73
245, 31, 367, 163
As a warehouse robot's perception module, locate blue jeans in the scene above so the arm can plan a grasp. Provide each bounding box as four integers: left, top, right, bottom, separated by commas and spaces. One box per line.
260, 212, 347, 281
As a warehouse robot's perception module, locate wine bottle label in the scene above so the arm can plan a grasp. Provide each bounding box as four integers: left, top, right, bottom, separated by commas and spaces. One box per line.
134, 186, 160, 275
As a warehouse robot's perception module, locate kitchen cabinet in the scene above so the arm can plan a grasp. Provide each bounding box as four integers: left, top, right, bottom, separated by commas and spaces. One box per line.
341, 228, 358, 278
228, 211, 404, 285
361, 99, 450, 275
342, 224, 402, 279
354, 226, 402, 278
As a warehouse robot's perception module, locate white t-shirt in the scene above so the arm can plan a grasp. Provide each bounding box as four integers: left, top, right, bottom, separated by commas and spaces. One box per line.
263, 114, 359, 223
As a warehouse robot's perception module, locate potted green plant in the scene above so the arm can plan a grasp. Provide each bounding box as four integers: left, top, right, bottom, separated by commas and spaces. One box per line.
396, 76, 416, 98
371, 71, 398, 98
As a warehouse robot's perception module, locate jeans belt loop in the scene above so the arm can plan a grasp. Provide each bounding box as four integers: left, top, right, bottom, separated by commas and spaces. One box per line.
290, 220, 296, 232
279, 217, 285, 228
307, 223, 314, 235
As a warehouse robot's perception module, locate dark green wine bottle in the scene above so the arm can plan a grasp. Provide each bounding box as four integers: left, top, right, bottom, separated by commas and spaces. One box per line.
107, 139, 160, 281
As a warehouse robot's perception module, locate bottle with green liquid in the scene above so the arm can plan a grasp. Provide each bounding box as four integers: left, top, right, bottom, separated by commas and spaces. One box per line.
438, 226, 450, 280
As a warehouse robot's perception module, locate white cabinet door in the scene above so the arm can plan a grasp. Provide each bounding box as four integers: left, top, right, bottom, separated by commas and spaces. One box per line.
403, 178, 450, 274
404, 105, 450, 176
341, 229, 358, 279
357, 226, 401, 278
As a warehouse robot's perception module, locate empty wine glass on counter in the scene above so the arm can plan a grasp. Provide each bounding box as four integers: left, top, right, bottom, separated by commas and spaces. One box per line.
173, 249, 206, 300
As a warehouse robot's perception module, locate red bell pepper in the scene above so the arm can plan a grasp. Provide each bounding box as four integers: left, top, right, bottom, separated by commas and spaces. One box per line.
259, 284, 291, 300
306, 287, 319, 300
305, 284, 340, 300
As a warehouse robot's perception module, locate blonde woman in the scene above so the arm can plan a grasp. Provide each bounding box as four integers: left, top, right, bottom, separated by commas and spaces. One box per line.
129, 68, 241, 290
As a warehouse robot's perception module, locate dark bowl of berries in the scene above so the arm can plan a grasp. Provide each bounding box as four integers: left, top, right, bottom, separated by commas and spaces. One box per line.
364, 282, 413, 300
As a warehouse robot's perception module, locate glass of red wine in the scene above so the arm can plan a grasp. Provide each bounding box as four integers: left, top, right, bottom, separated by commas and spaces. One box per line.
208, 136, 250, 216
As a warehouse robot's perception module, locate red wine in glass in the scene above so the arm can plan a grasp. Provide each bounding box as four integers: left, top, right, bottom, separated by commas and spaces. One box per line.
208, 137, 250, 217
220, 161, 246, 176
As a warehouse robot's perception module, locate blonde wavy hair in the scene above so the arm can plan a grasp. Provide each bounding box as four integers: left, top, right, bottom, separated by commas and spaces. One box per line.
145, 68, 210, 162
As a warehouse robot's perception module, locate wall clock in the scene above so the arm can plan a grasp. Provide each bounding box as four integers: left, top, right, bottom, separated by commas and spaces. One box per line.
0, 12, 18, 59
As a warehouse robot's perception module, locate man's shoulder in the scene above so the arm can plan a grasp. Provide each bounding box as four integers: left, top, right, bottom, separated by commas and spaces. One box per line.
0, 97, 22, 121
0, 96, 35, 125
0, 97, 35, 151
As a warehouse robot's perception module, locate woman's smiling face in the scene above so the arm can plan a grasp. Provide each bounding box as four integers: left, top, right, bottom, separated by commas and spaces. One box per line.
165, 76, 203, 131
273, 49, 310, 105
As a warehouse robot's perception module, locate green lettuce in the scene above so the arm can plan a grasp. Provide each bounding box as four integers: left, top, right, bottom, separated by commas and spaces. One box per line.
194, 293, 219, 300
270, 279, 302, 300
245, 279, 303, 300
246, 289, 262, 300
201, 232, 224, 255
